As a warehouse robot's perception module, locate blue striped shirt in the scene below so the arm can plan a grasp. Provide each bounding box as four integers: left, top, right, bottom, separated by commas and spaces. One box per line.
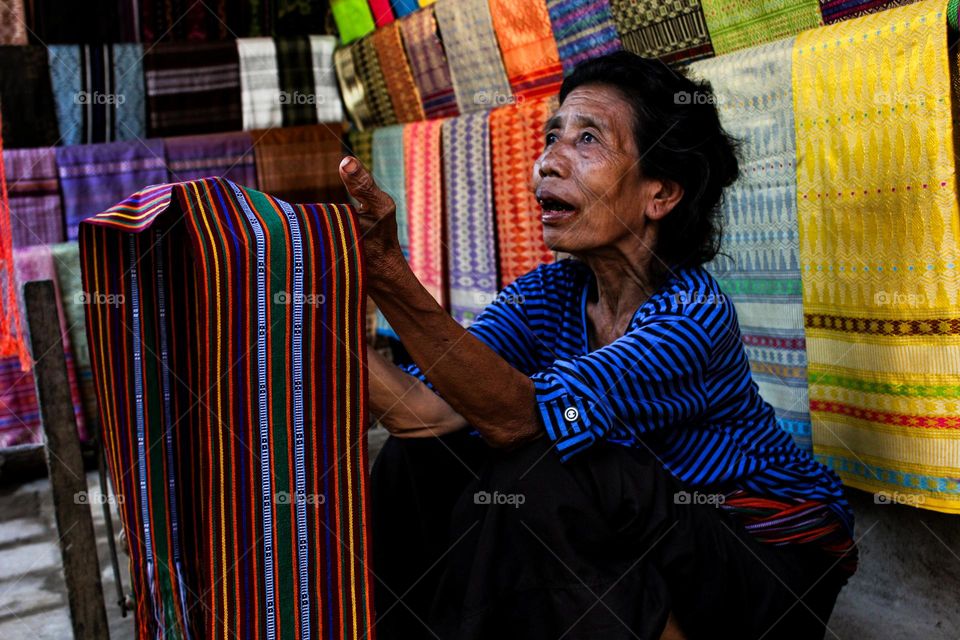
403, 259, 853, 534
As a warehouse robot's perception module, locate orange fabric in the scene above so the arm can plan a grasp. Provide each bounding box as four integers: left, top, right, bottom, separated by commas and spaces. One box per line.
0, 112, 29, 370
490, 96, 557, 287
488, 0, 564, 100
371, 23, 425, 123
404, 120, 446, 306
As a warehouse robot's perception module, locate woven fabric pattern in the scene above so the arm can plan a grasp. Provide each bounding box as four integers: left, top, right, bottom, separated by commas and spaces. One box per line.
489, 0, 565, 100
702, 0, 822, 55
404, 120, 446, 306
610, 0, 715, 62
546, 0, 623, 76
399, 8, 460, 119
3, 147, 64, 248
372, 23, 425, 123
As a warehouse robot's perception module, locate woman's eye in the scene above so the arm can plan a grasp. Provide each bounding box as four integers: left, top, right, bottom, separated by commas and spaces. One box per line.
545, 132, 558, 145
580, 132, 596, 143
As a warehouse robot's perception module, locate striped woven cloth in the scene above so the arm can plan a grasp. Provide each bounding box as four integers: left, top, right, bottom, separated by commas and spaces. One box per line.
434, 0, 514, 114
545, 0, 622, 76
701, 0, 823, 55
253, 123, 348, 204
372, 125, 408, 336
334, 46, 374, 130
0, 0, 27, 45
490, 97, 557, 287
404, 120, 446, 307
489, 0, 565, 100
332, 0, 376, 43
275, 36, 344, 125
144, 41, 243, 137
354, 36, 400, 127
819, 0, 920, 23
371, 23, 425, 123
443, 113, 499, 326
238, 37, 283, 130
346, 128, 374, 171
3, 147, 64, 248
794, 0, 960, 513
56, 140, 170, 241
609, 0, 715, 63
0, 46, 59, 149
79, 178, 374, 638
164, 131, 258, 187
399, 7, 460, 119
691, 38, 811, 450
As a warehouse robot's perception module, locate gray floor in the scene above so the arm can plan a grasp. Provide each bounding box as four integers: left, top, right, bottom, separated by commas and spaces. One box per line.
0, 427, 957, 639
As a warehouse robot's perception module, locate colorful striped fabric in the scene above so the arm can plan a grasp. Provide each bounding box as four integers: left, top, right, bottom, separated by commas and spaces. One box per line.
371, 23, 425, 123
238, 37, 283, 130
0, 0, 27, 45
701, 0, 823, 55
399, 7, 460, 119
691, 38, 811, 450
331, 0, 376, 43
47, 44, 146, 145
489, 0, 565, 100
819, 0, 920, 22
79, 178, 374, 639
372, 125, 408, 336
0, 115, 28, 370
794, 0, 960, 513
609, 0, 715, 63
354, 36, 400, 127
3, 147, 65, 248
443, 113, 499, 326
56, 140, 170, 241
545, 0, 623, 76
164, 131, 259, 187
0, 46, 59, 149
253, 124, 348, 204
434, 0, 514, 114
490, 97, 557, 287
404, 120, 446, 307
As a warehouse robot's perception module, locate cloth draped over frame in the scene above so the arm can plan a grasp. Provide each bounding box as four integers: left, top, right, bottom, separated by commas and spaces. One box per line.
545, 0, 623, 76
701, 0, 823, 55
79, 177, 374, 639
332, 0, 377, 43
253, 123, 348, 204
434, 0, 514, 115
399, 7, 460, 119
690, 38, 812, 451
488, 0, 565, 101
0, 0, 27, 45
56, 140, 170, 241
3, 148, 65, 248
164, 131, 259, 187
144, 41, 243, 137
443, 112, 499, 326
372, 125, 409, 336
490, 97, 557, 288
0, 46, 59, 149
47, 44, 146, 146
609, 0, 715, 63
793, 0, 960, 513
371, 23, 425, 123
404, 120, 446, 307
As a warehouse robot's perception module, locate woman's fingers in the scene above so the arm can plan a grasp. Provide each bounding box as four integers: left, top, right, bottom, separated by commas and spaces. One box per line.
339, 155, 396, 219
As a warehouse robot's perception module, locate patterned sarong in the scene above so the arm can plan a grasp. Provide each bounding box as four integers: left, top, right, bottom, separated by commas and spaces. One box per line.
702, 0, 823, 55
239, 37, 283, 130
354, 36, 400, 127
3, 147, 64, 248
371, 24, 425, 123
0, 46, 58, 149
372, 125, 408, 336
253, 124, 348, 204
609, 0, 715, 63
690, 38, 811, 450
489, 0, 565, 101
0, 116, 28, 369
164, 131, 258, 187
332, 0, 376, 43
79, 178, 374, 638
545, 0, 622, 76
404, 120, 446, 307
818, 0, 920, 22
793, 0, 960, 512
275, 36, 344, 125
399, 8, 460, 119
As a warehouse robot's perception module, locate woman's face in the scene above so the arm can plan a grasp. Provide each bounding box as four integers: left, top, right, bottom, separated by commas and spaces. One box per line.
532, 84, 678, 260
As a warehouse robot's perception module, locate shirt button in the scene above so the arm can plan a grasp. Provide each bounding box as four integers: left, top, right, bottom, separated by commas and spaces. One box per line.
563, 407, 579, 422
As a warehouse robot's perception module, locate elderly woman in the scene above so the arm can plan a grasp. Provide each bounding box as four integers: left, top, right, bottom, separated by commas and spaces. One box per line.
338, 51, 856, 640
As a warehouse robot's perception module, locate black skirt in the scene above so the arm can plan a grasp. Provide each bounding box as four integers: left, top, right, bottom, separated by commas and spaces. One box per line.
370, 431, 851, 640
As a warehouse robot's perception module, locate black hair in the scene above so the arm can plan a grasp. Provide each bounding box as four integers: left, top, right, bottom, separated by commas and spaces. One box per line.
559, 51, 739, 268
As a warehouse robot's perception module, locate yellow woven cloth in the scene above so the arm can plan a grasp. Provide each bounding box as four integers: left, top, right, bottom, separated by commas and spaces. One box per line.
793, 0, 960, 513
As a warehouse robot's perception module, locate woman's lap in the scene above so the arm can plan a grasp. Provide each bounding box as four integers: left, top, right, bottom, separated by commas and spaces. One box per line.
371, 432, 848, 640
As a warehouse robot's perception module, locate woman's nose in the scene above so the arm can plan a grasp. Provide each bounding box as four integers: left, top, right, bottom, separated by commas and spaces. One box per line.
537, 145, 567, 178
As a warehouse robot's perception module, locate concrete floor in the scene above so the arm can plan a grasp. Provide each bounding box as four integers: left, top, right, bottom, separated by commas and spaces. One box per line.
0, 427, 957, 639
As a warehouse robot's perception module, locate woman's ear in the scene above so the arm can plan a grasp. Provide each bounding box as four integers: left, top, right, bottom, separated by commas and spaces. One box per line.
644, 179, 684, 221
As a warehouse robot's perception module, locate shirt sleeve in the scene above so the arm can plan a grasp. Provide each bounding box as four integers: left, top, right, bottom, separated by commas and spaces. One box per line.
532, 314, 712, 461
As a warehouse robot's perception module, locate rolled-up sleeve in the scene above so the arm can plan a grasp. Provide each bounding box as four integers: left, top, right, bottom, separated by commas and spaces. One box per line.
532, 314, 712, 461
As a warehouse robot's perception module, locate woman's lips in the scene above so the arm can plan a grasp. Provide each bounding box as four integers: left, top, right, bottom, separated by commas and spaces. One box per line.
539, 207, 578, 224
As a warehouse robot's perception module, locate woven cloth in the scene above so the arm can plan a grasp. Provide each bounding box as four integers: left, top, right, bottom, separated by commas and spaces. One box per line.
0, 0, 27, 45
390, 0, 419, 18
307, 35, 346, 122
139, 0, 227, 42
372, 125, 408, 336
253, 123, 348, 204
332, 0, 376, 43
275, 36, 344, 125
369, 0, 395, 25
56, 140, 170, 242
371, 24, 425, 123
404, 120, 446, 307
0, 46, 58, 149
334, 45, 374, 130
819, 0, 920, 22
353, 36, 400, 126
490, 97, 557, 287
546, 0, 622, 76
239, 37, 283, 130
690, 38, 811, 450
443, 113, 499, 326
701, 0, 822, 55
79, 178, 374, 638
0, 115, 28, 369
489, 0, 565, 100
144, 41, 243, 137
794, 0, 960, 513
164, 131, 258, 187
399, 8, 460, 119
435, 0, 514, 114
3, 148, 64, 248
610, 0, 715, 63
346, 128, 374, 171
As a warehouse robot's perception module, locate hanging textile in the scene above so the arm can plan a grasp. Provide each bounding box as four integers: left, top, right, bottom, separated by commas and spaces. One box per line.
404, 120, 446, 307
253, 123, 348, 204
274, 35, 345, 125
390, 0, 419, 18
369, 0, 395, 26
164, 131, 258, 187
819, 0, 920, 22
140, 0, 228, 42
443, 113, 499, 326
0, 46, 58, 149
239, 37, 283, 130
144, 41, 243, 137
609, 0, 715, 63
0, 112, 29, 370
24, 0, 121, 44
399, 7, 460, 119
0, 0, 27, 45
372, 125, 408, 336
371, 24, 425, 123
489, 0, 564, 101
47, 44, 146, 146
346, 128, 374, 171
56, 140, 170, 241
3, 148, 64, 248
490, 97, 557, 287
334, 45, 374, 130
353, 36, 400, 126
545, 0, 622, 76
435, 0, 514, 114
701, 0, 822, 55
794, 0, 960, 512
331, 0, 376, 43
79, 177, 374, 638
690, 38, 811, 450
307, 35, 346, 122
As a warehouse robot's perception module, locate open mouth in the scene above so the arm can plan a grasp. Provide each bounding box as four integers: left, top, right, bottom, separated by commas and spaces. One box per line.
536, 193, 579, 223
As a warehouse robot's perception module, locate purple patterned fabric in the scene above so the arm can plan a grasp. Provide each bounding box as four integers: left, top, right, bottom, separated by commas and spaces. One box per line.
164, 131, 259, 188
3, 147, 64, 248
546, 0, 623, 76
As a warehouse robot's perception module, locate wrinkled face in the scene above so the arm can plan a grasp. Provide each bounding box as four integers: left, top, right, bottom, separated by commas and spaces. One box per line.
533, 84, 665, 257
